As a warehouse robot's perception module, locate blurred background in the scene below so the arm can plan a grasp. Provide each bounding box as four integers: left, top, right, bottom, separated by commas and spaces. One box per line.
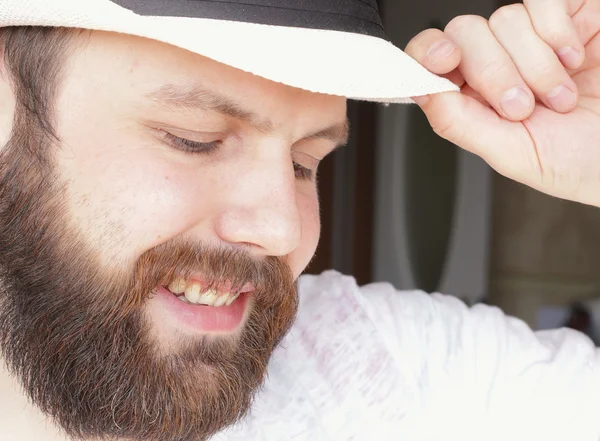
304, 0, 600, 341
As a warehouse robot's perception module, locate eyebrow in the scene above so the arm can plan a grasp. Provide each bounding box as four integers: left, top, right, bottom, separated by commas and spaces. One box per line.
146, 83, 350, 148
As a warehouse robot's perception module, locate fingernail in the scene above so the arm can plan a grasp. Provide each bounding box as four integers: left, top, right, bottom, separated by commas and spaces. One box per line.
500, 87, 532, 119
427, 40, 456, 63
557, 46, 584, 69
547, 84, 577, 112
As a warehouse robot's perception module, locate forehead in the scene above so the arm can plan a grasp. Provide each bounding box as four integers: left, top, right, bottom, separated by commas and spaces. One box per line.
65, 31, 347, 127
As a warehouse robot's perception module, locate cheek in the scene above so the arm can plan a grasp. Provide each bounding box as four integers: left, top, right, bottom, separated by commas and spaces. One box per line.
110, 163, 202, 243
62, 151, 211, 259
288, 188, 321, 278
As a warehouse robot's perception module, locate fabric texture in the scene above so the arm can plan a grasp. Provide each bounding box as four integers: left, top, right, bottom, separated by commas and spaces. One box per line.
212, 270, 600, 441
0, 0, 459, 103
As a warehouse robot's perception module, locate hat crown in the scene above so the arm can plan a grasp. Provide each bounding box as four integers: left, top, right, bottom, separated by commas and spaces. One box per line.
111, 0, 387, 39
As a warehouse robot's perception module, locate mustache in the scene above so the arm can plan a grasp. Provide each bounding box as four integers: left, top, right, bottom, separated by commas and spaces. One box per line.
107, 238, 295, 321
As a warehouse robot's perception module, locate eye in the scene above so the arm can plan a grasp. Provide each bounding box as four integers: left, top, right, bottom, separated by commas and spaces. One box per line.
292, 151, 320, 181
293, 162, 314, 180
161, 131, 221, 155
160, 129, 318, 180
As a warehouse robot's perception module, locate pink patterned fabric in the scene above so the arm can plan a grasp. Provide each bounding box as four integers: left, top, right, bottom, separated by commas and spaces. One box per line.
212, 270, 600, 441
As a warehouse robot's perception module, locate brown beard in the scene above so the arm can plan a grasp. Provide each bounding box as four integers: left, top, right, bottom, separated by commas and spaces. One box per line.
0, 107, 299, 440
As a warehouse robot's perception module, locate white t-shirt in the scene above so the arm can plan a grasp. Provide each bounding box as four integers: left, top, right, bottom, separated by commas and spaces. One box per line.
212, 270, 600, 441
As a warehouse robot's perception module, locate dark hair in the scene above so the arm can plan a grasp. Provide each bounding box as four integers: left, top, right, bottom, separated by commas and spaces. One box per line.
1, 26, 82, 141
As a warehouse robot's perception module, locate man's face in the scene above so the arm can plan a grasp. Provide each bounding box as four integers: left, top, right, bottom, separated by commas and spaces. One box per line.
0, 30, 347, 441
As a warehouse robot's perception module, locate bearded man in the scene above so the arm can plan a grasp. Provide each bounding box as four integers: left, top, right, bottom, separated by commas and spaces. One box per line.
0, 1, 600, 441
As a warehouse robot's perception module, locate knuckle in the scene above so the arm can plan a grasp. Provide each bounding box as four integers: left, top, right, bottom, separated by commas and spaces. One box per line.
476, 59, 513, 84
444, 14, 487, 37
526, 62, 555, 80
489, 4, 527, 31
535, 25, 569, 42
532, 21, 575, 47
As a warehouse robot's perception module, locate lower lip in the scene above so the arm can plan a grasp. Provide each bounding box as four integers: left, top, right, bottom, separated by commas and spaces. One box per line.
153, 286, 250, 334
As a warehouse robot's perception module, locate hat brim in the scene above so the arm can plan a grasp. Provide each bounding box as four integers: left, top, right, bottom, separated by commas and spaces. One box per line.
0, 0, 460, 103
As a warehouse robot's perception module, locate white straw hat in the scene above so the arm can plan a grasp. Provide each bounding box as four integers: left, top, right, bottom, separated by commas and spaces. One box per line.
0, 0, 459, 103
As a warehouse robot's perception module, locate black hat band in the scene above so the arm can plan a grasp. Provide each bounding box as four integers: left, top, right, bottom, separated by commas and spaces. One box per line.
112, 0, 387, 39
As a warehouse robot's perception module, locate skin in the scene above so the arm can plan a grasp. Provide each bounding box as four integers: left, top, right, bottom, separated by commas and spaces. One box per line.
1, 0, 600, 438
52, 31, 347, 357
54, 31, 347, 280
405, 0, 600, 208
0, 30, 347, 441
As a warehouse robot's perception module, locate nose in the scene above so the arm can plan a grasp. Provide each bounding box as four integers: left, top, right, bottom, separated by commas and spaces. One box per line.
213, 148, 302, 257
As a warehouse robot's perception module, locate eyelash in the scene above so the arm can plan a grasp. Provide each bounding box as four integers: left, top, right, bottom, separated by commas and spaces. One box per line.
293, 162, 314, 180
163, 131, 220, 155
162, 132, 315, 181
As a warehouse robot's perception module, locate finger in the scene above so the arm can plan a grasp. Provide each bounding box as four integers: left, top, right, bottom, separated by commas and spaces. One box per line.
405, 28, 465, 106
404, 28, 462, 76
414, 91, 540, 184
524, 0, 586, 69
572, 0, 600, 45
461, 84, 495, 109
489, 4, 579, 114
571, 0, 600, 74
444, 15, 535, 121
568, 30, 600, 97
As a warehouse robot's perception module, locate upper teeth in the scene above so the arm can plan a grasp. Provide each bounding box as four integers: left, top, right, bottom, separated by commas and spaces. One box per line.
167, 278, 240, 307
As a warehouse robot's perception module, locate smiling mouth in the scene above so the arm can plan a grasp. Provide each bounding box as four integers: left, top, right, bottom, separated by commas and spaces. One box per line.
165, 277, 254, 307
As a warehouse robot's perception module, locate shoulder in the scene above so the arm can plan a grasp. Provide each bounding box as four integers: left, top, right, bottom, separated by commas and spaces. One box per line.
214, 271, 434, 440
296, 270, 473, 336
215, 271, 600, 441
297, 269, 430, 309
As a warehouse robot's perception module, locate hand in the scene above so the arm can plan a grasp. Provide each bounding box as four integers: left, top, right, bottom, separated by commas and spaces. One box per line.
405, 0, 600, 207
